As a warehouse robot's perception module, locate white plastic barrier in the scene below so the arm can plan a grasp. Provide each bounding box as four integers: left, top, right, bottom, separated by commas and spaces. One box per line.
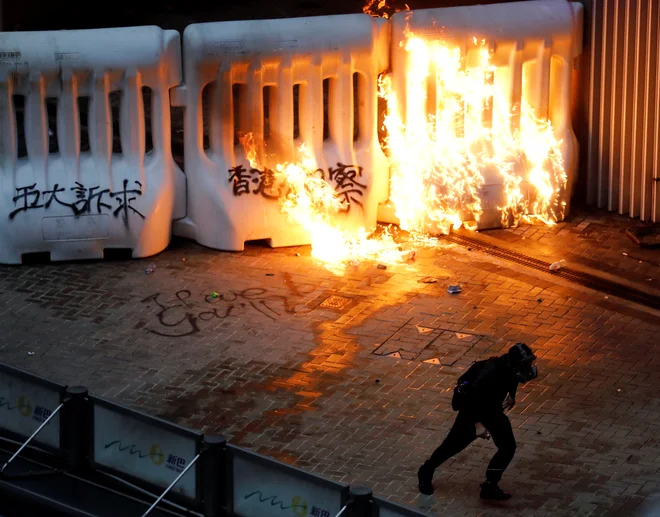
0, 26, 184, 263
173, 14, 389, 250
378, 0, 584, 229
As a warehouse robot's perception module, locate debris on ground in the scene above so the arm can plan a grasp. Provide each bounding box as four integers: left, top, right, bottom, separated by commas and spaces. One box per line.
211, 291, 218, 299
377, 264, 387, 270
418, 277, 437, 284
626, 226, 660, 248
447, 285, 462, 294
182, 258, 187, 263
145, 263, 156, 274
266, 273, 274, 276
408, 251, 417, 260
549, 259, 567, 271
537, 298, 543, 303
27, 352, 35, 356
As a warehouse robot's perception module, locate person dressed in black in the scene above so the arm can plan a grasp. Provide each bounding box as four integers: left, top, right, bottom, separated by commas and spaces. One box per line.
417, 343, 538, 500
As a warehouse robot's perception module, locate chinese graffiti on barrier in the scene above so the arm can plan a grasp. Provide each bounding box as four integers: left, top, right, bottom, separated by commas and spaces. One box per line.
228, 162, 367, 213
9, 179, 145, 226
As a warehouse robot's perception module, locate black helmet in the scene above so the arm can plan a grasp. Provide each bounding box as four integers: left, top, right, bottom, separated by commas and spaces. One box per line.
508, 343, 538, 383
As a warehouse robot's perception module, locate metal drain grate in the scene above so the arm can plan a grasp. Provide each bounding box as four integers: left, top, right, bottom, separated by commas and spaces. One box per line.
319, 295, 352, 309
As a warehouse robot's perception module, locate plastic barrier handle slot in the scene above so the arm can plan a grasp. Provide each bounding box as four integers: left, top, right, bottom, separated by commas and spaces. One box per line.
141, 453, 201, 517
0, 402, 64, 474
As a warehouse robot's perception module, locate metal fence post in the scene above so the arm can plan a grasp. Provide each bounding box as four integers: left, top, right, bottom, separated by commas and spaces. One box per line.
348, 485, 373, 517
62, 386, 89, 473
201, 435, 227, 517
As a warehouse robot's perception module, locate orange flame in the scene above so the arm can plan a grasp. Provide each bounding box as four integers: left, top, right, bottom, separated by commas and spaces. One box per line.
380, 34, 566, 235
237, 7, 567, 270
240, 136, 415, 268
363, 0, 410, 19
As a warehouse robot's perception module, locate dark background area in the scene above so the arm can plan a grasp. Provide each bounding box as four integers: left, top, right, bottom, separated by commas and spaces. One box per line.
2, 0, 522, 32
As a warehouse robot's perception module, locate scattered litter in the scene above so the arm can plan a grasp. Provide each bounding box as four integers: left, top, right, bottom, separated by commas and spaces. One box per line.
211, 291, 219, 299
387, 351, 402, 359
408, 250, 417, 260
537, 298, 543, 303
455, 333, 470, 339
622, 252, 628, 256
375, 379, 380, 383
27, 352, 34, 356
467, 247, 472, 251
549, 259, 567, 271
648, 278, 653, 282
145, 263, 156, 274
617, 388, 621, 392
423, 358, 441, 365
473, 306, 478, 310
604, 296, 609, 300
447, 285, 462, 294
416, 325, 433, 335
377, 264, 387, 270
182, 257, 187, 263
418, 277, 437, 284
536, 431, 542, 435
296, 253, 301, 256
266, 273, 274, 276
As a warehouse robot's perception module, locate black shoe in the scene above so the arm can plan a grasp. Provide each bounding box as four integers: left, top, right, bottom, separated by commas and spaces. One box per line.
417, 466, 434, 495
480, 482, 511, 501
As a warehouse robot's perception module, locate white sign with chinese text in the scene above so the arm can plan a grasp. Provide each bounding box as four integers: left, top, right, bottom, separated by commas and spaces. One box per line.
93, 403, 198, 499
0, 371, 61, 449
233, 452, 343, 517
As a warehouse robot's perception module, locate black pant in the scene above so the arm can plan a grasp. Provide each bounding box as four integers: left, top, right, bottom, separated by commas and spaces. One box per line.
421, 409, 516, 483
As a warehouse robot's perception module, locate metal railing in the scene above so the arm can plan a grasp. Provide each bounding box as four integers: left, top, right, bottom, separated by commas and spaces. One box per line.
0, 362, 431, 517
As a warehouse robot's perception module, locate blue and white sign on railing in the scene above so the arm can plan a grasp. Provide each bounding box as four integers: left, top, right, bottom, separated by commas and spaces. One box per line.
90, 397, 201, 502
0, 364, 64, 450
230, 445, 347, 517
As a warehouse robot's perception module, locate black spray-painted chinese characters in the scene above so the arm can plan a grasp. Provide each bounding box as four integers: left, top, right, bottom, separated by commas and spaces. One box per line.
9, 179, 145, 226
228, 162, 367, 213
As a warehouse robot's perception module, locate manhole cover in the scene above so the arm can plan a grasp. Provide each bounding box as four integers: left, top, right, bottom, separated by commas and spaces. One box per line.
319, 295, 351, 309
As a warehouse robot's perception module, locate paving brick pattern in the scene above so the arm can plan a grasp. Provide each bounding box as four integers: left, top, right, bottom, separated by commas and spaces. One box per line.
0, 221, 659, 517
484, 207, 660, 291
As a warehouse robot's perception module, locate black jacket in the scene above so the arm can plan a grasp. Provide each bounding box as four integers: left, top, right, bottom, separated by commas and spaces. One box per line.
459, 356, 518, 414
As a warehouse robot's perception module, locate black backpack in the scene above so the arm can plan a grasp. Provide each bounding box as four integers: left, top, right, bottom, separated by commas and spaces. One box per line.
451, 359, 495, 411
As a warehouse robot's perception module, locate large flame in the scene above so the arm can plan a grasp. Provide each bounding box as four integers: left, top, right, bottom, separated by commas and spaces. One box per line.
381, 34, 566, 233
236, 4, 567, 269
240, 135, 414, 267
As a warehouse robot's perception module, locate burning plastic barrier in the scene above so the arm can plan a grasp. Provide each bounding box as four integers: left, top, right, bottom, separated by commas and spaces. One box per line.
378, 0, 583, 232
230, 1, 582, 268
0, 27, 183, 264
174, 14, 390, 254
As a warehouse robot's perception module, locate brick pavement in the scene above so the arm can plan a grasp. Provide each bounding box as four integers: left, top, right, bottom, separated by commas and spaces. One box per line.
483, 207, 660, 292
0, 228, 659, 517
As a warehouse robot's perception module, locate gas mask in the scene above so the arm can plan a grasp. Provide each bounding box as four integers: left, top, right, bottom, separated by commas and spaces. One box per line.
515, 361, 538, 384
508, 343, 538, 384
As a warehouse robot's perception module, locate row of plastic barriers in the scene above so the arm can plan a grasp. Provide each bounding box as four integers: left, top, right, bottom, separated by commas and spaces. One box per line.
0, 1, 583, 263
